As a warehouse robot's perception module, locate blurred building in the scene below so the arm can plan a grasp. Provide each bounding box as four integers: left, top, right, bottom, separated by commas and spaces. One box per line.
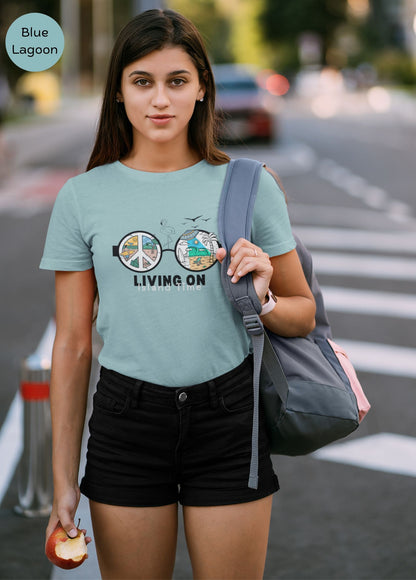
62, 0, 166, 92
63, 0, 167, 92
61, 0, 129, 93
0, 0, 165, 97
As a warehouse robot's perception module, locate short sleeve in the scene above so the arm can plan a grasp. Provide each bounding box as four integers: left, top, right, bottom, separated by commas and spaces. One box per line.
39, 179, 93, 271
251, 168, 296, 257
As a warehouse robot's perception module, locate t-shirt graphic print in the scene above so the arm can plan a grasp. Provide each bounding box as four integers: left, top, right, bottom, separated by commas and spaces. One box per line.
40, 160, 295, 386
114, 226, 220, 273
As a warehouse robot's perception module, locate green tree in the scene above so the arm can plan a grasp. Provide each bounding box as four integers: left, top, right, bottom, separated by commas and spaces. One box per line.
170, 0, 233, 63
358, 0, 404, 55
228, 0, 268, 67
259, 0, 348, 68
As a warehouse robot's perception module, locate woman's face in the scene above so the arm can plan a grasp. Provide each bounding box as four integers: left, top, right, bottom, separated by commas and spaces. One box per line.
118, 45, 205, 149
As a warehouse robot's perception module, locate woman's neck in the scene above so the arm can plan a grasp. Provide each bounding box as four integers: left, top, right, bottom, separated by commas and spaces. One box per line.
121, 140, 201, 173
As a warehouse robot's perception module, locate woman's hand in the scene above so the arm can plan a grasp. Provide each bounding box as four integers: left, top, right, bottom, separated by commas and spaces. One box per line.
216, 238, 272, 304
217, 243, 316, 337
45, 485, 92, 549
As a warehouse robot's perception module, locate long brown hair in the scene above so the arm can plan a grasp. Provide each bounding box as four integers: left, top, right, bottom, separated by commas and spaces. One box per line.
87, 9, 229, 171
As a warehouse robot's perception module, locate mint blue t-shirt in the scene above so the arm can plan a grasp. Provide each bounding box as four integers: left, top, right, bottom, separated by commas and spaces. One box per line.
40, 160, 295, 386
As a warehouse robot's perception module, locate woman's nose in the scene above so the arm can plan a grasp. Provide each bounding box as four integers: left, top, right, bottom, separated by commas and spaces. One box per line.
152, 84, 170, 108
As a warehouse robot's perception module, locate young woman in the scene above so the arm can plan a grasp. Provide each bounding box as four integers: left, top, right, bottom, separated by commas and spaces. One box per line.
42, 9, 315, 579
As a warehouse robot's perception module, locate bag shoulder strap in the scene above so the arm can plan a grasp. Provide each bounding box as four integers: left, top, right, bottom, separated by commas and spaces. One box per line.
218, 158, 289, 400
218, 159, 266, 489
218, 158, 264, 318
218, 158, 289, 489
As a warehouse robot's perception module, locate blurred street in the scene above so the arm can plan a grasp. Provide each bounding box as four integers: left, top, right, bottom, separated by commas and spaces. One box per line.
1, 86, 416, 579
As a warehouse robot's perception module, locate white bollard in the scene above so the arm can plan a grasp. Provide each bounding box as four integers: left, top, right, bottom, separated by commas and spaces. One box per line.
15, 319, 55, 517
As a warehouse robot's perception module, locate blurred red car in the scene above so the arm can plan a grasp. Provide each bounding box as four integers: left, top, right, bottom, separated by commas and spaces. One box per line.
213, 64, 276, 144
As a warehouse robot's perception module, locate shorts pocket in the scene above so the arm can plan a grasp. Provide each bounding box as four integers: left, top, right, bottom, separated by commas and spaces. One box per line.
93, 380, 130, 416
220, 381, 253, 414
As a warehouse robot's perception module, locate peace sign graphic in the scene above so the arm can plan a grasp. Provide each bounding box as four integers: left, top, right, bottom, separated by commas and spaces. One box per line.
116, 231, 162, 272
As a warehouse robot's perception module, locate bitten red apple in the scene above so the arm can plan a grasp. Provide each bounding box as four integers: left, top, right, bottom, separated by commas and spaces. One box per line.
45, 523, 88, 569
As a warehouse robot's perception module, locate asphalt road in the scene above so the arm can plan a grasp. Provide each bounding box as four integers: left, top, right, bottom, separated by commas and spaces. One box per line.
1, 92, 416, 579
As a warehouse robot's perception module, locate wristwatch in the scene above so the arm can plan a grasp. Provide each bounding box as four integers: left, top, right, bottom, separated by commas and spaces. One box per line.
260, 289, 277, 316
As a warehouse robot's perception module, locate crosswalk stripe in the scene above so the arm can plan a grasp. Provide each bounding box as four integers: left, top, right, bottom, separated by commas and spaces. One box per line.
295, 226, 416, 254
314, 433, 416, 478
322, 286, 416, 318
290, 202, 416, 228
313, 251, 416, 280
338, 339, 416, 378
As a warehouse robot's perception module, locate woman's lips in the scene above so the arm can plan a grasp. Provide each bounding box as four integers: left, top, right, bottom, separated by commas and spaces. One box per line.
148, 115, 174, 125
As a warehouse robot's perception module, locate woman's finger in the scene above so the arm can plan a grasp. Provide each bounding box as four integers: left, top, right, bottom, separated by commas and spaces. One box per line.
229, 238, 259, 258
228, 242, 263, 275
216, 248, 227, 263
230, 255, 272, 283
216, 240, 274, 304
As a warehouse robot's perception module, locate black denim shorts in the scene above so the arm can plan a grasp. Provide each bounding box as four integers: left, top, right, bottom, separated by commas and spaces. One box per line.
80, 357, 279, 507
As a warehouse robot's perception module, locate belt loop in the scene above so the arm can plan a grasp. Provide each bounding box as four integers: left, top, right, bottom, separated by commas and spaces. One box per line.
131, 380, 144, 409
208, 380, 219, 409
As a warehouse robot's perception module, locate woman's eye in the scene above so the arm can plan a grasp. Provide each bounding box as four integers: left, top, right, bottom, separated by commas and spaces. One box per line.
171, 78, 186, 87
135, 78, 150, 87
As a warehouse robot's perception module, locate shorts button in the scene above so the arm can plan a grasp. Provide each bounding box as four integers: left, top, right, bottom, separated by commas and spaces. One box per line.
178, 392, 187, 402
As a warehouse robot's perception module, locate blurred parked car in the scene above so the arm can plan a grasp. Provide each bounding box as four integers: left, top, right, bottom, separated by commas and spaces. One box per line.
213, 64, 276, 144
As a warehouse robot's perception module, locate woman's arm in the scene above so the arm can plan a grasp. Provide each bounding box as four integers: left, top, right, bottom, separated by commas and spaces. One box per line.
263, 249, 316, 337
217, 240, 315, 337
45, 269, 96, 544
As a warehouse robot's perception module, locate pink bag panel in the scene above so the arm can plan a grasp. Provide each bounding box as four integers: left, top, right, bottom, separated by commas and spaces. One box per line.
328, 339, 371, 422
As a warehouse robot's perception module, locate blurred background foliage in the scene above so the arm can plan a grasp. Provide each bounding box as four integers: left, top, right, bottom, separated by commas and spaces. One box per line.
173, 0, 416, 86
1, 0, 416, 104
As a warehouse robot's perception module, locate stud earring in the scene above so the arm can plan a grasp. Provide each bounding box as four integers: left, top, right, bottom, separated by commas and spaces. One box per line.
199, 97, 204, 102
